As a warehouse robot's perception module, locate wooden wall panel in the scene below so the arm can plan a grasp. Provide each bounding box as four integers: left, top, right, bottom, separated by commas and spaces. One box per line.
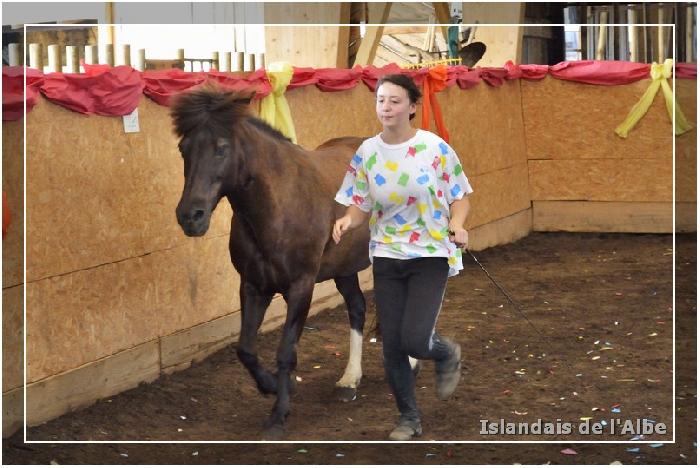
522, 77, 672, 161
435, 82, 527, 177
27, 235, 239, 382
2, 286, 23, 392
468, 163, 531, 228
675, 80, 697, 203
2, 120, 23, 288
529, 159, 672, 202
25, 97, 232, 282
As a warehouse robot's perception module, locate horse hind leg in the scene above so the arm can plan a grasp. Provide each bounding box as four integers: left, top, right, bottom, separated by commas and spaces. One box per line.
333, 274, 365, 402
236, 282, 277, 395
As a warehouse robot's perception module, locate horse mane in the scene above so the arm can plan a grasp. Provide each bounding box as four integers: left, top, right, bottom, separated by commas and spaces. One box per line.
170, 83, 292, 143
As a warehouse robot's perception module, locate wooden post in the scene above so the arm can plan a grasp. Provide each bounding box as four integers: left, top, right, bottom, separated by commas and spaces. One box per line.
29, 43, 43, 70
658, 6, 666, 62
211, 51, 219, 71
177, 48, 185, 69
596, 9, 608, 60
628, 7, 640, 62
255, 52, 265, 69
8, 43, 21, 66
432, 2, 451, 45
84, 45, 98, 65
221, 52, 231, 72
119, 44, 131, 67
65, 46, 79, 73
48, 44, 62, 72
687, 5, 694, 62
135, 49, 145, 71
233, 52, 244, 72
353, 2, 391, 66
102, 44, 115, 66
105, 2, 115, 47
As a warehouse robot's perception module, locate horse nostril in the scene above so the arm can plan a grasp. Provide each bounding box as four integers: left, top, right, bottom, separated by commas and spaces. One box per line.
192, 209, 205, 222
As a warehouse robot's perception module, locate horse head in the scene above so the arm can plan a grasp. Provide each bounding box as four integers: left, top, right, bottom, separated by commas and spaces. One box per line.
170, 84, 253, 236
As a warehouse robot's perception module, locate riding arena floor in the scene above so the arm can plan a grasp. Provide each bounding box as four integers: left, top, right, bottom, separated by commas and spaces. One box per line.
3, 232, 696, 465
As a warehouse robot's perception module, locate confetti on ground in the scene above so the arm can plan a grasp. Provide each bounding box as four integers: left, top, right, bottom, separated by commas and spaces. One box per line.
120, 453, 129, 458
513, 410, 528, 415
192, 451, 199, 456
295, 376, 303, 382
177, 428, 183, 432
580, 416, 592, 421
617, 379, 635, 382
503, 389, 512, 396
592, 356, 601, 360
313, 365, 321, 369
648, 332, 658, 337
370, 338, 377, 343
560, 448, 578, 455
336, 453, 345, 458
626, 448, 640, 453
297, 449, 308, 454
180, 415, 187, 420
649, 443, 664, 448
612, 407, 621, 413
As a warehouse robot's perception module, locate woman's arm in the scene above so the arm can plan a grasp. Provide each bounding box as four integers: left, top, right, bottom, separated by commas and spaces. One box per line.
448, 196, 470, 246
333, 205, 370, 244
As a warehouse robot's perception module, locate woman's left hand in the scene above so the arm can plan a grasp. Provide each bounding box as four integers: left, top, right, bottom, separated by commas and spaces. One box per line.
448, 224, 468, 250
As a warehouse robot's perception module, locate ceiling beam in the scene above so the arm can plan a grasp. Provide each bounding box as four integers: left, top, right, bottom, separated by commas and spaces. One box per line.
353, 2, 392, 66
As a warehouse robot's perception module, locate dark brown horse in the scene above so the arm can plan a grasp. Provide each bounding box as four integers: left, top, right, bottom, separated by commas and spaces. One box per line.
171, 85, 370, 438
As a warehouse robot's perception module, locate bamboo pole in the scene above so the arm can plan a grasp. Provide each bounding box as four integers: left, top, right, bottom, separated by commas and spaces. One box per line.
233, 52, 244, 72
102, 43, 114, 66
211, 51, 219, 71
254, 53, 265, 70
135, 49, 146, 71
48, 44, 62, 72
628, 7, 640, 62
221, 52, 231, 72
119, 44, 131, 67
658, 6, 666, 62
244, 53, 255, 72
65, 46, 79, 73
29, 43, 43, 70
596, 9, 608, 60
8, 43, 21, 66
84, 45, 98, 65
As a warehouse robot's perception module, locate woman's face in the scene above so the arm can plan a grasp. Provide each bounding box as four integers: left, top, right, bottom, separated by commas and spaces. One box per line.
376, 82, 416, 129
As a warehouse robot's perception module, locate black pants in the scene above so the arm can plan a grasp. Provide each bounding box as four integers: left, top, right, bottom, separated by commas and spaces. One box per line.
373, 256, 453, 422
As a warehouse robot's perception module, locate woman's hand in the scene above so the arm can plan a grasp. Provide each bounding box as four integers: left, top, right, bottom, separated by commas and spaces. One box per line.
333, 215, 353, 244
448, 223, 468, 250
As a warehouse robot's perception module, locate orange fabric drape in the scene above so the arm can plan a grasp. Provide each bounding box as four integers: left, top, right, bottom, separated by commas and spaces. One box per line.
421, 65, 450, 143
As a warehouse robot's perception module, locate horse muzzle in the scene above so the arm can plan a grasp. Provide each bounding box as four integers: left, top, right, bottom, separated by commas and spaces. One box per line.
176, 205, 211, 237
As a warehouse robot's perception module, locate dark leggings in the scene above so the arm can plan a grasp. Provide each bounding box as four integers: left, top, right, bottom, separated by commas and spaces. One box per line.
373, 256, 452, 422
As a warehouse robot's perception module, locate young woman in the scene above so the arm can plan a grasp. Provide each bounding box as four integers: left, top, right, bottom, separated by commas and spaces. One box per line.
332, 74, 472, 441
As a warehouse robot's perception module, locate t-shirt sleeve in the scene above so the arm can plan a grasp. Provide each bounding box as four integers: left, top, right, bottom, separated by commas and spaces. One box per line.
334, 144, 373, 212
437, 141, 473, 204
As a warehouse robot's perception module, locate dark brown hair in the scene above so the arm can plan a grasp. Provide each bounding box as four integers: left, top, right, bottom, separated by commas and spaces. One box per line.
375, 74, 422, 120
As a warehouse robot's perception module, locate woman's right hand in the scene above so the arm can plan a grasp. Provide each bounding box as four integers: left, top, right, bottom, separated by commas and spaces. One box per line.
333, 215, 353, 244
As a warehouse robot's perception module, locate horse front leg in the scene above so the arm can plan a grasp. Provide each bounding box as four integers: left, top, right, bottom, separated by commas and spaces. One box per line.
333, 274, 365, 402
263, 276, 315, 439
236, 281, 277, 395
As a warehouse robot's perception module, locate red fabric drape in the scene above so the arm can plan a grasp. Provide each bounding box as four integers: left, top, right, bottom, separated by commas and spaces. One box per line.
41, 65, 144, 115
2, 66, 43, 120
420, 65, 450, 143
2, 61, 697, 120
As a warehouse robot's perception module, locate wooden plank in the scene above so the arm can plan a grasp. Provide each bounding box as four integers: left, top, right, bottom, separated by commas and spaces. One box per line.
2, 387, 22, 438
26, 340, 160, 427
432, 2, 451, 44
2, 120, 23, 288
467, 163, 531, 229
528, 159, 672, 202
533, 200, 694, 233
468, 208, 532, 252
2, 285, 23, 393
461, 3, 525, 66
353, 3, 391, 66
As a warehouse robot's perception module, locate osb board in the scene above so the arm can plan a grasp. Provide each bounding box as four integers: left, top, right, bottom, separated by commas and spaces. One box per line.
467, 163, 531, 229
434, 82, 527, 177
264, 20, 349, 68
521, 77, 675, 161
528, 159, 672, 202
675, 80, 697, 203
2, 120, 24, 288
2, 285, 23, 392
2, 387, 22, 438
25, 96, 232, 282
532, 200, 688, 233
27, 234, 239, 383
468, 208, 532, 252
26, 340, 160, 427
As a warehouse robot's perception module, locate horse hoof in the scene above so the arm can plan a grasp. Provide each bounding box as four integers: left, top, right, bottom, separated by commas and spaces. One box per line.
334, 386, 357, 402
262, 423, 286, 440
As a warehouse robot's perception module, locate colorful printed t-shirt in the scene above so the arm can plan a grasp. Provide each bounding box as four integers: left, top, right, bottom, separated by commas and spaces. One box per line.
335, 129, 473, 277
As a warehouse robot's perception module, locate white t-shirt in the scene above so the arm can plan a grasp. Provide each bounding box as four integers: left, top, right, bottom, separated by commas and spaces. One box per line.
335, 129, 473, 277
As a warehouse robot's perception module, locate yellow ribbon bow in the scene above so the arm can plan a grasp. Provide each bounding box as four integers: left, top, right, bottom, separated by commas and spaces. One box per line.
260, 61, 297, 143
615, 59, 693, 138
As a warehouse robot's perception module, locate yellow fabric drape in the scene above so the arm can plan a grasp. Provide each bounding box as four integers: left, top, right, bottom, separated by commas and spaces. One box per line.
615, 59, 693, 138
259, 62, 297, 143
